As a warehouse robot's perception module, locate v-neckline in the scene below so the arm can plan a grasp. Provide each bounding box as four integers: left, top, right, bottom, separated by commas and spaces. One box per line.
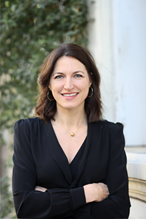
50, 120, 87, 165
69, 137, 87, 165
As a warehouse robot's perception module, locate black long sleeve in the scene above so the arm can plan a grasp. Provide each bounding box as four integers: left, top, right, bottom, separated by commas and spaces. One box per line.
12, 119, 86, 219
90, 122, 130, 218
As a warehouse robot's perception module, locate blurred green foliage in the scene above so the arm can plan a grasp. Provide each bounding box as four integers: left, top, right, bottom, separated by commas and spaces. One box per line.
0, 0, 88, 217
0, 176, 16, 218
0, 0, 88, 129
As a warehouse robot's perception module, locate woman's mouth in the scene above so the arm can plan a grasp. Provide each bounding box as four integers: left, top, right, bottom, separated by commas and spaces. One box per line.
62, 93, 78, 97
61, 92, 79, 100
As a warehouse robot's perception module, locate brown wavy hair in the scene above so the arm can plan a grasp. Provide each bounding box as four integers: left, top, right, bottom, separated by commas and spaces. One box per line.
35, 43, 102, 122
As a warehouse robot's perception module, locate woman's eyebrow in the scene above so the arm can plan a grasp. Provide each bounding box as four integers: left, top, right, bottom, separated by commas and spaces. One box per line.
53, 70, 85, 75
52, 72, 64, 77
73, 70, 85, 74
52, 72, 64, 75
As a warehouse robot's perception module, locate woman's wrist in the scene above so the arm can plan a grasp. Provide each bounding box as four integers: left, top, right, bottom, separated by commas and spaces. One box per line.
35, 186, 47, 192
83, 184, 95, 203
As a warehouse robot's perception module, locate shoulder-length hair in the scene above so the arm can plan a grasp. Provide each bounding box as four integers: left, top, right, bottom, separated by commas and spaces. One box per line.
35, 43, 102, 122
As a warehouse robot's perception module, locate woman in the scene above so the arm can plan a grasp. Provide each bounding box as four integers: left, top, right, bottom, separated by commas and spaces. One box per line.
12, 43, 131, 218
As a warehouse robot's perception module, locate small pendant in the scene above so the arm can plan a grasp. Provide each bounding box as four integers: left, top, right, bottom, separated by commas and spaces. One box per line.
70, 132, 75, 137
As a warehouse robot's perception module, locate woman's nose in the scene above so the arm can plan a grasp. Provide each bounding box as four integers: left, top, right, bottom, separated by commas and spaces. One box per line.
64, 77, 74, 90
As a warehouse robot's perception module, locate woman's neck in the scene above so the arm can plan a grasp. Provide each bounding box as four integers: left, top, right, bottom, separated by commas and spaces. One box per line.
54, 107, 87, 129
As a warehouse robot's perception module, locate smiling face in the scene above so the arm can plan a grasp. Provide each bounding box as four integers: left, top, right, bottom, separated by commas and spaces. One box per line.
49, 56, 92, 113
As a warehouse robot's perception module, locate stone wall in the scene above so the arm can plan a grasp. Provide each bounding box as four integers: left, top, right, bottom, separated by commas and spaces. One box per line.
87, 0, 146, 218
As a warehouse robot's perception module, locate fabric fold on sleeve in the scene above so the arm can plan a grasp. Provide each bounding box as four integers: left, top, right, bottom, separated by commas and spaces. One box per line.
70, 186, 86, 210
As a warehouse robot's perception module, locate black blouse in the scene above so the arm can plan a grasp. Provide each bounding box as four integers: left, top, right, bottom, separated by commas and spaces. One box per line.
12, 117, 131, 219
70, 138, 86, 182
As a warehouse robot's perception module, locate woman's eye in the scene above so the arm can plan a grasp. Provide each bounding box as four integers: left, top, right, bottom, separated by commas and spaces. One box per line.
54, 75, 63, 79
74, 74, 83, 78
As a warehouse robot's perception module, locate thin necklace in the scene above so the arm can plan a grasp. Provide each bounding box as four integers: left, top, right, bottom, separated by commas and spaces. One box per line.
57, 117, 86, 137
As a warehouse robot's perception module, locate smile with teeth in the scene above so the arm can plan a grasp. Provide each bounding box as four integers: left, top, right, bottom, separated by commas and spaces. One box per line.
62, 93, 78, 97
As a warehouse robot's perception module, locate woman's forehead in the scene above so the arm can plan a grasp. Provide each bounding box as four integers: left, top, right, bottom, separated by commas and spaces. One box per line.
53, 56, 87, 72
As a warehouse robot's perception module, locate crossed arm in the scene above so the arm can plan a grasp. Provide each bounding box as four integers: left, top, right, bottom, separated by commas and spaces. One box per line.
35, 183, 109, 203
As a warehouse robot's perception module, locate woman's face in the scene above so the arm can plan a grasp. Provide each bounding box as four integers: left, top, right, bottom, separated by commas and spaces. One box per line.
49, 56, 92, 112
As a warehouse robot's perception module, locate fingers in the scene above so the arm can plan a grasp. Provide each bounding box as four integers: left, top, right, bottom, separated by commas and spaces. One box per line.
93, 183, 109, 202
99, 183, 109, 195
35, 186, 47, 192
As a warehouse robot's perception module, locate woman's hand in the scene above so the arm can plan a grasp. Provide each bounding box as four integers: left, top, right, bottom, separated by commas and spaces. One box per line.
83, 183, 109, 203
35, 186, 47, 192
